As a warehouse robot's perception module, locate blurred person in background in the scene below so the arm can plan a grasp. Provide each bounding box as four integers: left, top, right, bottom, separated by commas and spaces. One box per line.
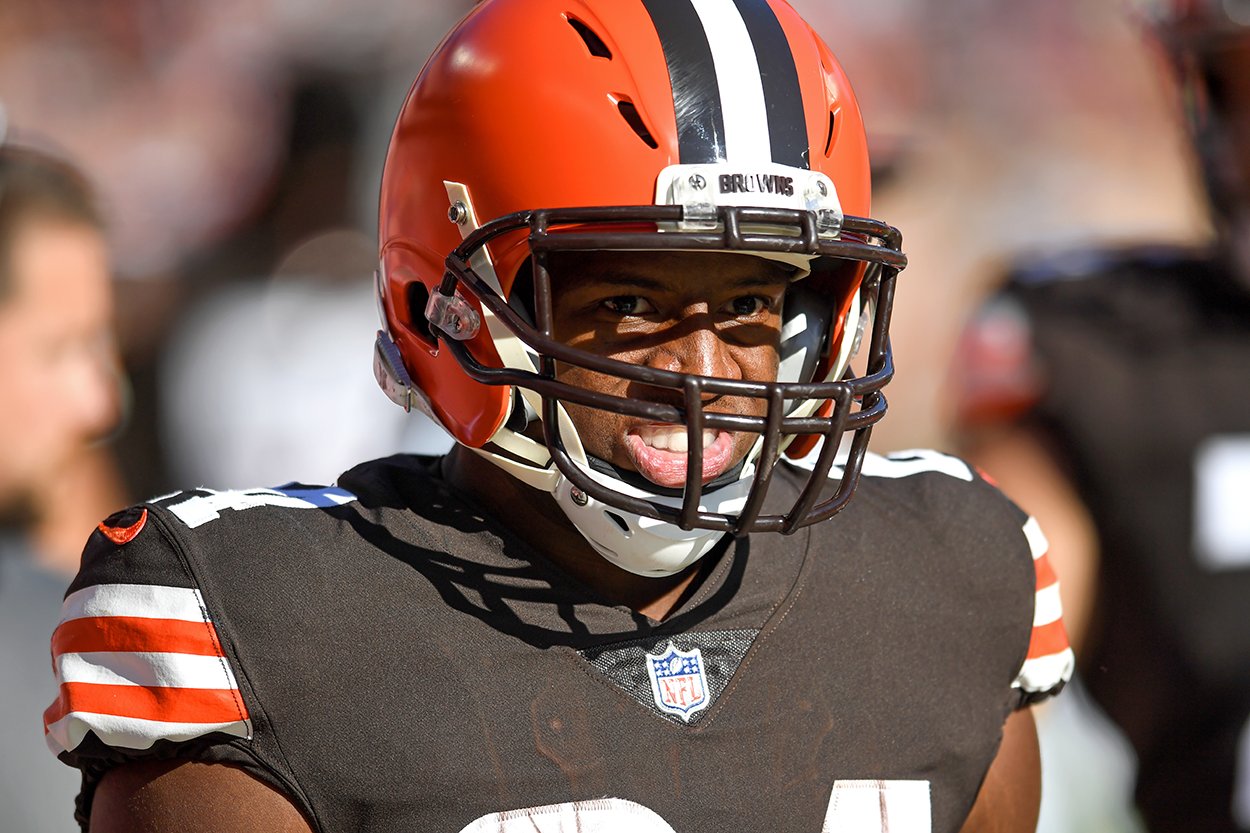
0, 131, 128, 832
158, 75, 452, 493
0, 0, 471, 501
950, 0, 1250, 830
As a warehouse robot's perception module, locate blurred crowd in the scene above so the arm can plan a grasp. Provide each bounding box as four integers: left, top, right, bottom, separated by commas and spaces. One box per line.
0, 0, 1241, 831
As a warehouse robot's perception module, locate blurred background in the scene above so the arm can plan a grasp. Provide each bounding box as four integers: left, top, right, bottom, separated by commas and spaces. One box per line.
0, 0, 1214, 830
0, 0, 1206, 507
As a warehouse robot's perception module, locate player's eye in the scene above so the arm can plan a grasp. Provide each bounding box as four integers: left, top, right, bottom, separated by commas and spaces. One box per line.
602, 296, 654, 315
727, 295, 771, 317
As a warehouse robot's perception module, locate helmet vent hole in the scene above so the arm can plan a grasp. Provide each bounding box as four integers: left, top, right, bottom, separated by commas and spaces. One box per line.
824, 109, 839, 158
568, 17, 612, 59
405, 281, 435, 343
604, 511, 632, 536
617, 100, 659, 149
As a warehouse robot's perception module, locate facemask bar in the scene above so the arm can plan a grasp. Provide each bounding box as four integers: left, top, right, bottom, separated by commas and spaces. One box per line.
430, 204, 905, 535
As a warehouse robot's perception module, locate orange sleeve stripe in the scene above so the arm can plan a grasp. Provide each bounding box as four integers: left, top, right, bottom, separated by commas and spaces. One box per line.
44, 681, 246, 726
1034, 551, 1058, 590
52, 616, 224, 659
1027, 617, 1071, 659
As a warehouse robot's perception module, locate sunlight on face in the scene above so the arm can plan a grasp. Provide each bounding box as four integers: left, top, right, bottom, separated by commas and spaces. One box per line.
546, 250, 791, 488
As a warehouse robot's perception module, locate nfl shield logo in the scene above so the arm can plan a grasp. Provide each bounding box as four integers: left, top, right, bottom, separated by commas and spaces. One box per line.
646, 642, 709, 721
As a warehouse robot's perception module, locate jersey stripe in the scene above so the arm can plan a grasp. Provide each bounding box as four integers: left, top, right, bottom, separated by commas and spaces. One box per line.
641, 0, 726, 164
860, 449, 974, 482
60, 583, 206, 623
1013, 516, 1075, 697
44, 582, 251, 755
52, 617, 225, 657
1022, 516, 1047, 560
1026, 618, 1070, 659
166, 486, 356, 529
57, 651, 239, 691
1033, 551, 1058, 589
44, 713, 250, 758
730, 0, 808, 168
45, 683, 244, 726
1033, 582, 1063, 627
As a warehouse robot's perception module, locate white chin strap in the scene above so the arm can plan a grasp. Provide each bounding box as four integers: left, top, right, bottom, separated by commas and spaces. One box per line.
551, 455, 756, 578
466, 404, 756, 578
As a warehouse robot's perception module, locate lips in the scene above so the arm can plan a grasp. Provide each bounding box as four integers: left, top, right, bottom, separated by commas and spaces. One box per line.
625, 424, 737, 488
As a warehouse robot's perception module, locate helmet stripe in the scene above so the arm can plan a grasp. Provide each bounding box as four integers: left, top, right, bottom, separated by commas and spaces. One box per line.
687, 0, 772, 163
730, 0, 809, 169
640, 0, 727, 164
640, 0, 809, 168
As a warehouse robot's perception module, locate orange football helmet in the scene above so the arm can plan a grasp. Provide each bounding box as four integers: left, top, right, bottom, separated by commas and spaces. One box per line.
374, 0, 906, 575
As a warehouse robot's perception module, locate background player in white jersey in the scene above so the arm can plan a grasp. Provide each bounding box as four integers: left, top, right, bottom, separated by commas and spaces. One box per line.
45, 1, 1071, 831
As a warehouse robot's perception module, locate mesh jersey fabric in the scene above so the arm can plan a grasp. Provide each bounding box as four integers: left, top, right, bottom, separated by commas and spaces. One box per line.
45, 451, 1063, 833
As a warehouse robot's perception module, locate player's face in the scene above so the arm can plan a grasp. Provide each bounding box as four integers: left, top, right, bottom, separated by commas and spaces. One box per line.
548, 251, 789, 489
0, 219, 119, 506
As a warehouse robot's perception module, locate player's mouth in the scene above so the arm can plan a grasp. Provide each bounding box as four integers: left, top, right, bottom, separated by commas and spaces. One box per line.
625, 424, 737, 489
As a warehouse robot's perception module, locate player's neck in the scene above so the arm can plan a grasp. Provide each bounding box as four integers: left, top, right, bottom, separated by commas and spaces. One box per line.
440, 445, 705, 622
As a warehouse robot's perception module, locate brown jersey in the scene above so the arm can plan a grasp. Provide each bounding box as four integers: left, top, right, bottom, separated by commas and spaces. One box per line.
45, 451, 1069, 833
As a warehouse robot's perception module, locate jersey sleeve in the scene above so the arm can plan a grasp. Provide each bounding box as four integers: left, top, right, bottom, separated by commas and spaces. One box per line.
43, 504, 252, 763
1012, 515, 1075, 705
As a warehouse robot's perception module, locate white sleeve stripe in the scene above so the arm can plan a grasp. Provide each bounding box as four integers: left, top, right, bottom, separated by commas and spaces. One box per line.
1013, 648, 1076, 693
860, 449, 974, 482
59, 584, 206, 624
1034, 583, 1064, 627
45, 712, 251, 756
1023, 517, 1049, 560
56, 651, 239, 691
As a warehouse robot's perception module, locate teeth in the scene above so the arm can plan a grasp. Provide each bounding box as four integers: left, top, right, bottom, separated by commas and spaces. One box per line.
637, 426, 717, 453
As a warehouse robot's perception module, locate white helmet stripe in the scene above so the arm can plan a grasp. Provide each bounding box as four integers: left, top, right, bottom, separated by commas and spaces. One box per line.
688, 0, 772, 164
641, 0, 809, 168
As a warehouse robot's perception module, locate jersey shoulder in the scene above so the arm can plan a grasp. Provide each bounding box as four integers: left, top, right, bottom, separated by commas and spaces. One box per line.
45, 500, 254, 763
43, 475, 374, 760
44, 456, 458, 770
812, 448, 1074, 704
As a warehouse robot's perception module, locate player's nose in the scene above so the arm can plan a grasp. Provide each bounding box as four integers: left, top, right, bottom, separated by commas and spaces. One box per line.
648, 320, 741, 383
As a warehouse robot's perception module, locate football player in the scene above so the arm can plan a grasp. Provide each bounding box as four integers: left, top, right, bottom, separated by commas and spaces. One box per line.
950, 0, 1250, 830
46, 1, 1071, 831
